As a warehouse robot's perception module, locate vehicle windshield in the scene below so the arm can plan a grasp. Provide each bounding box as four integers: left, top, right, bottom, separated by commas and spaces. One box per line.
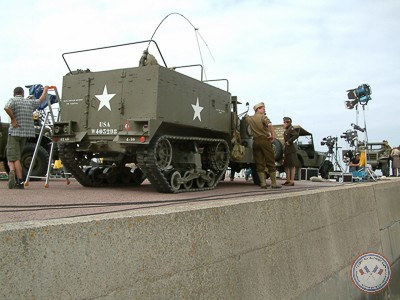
368, 144, 385, 150
297, 135, 312, 145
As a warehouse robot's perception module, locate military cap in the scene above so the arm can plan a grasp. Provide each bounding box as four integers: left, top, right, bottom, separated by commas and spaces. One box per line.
283, 117, 292, 123
253, 102, 265, 111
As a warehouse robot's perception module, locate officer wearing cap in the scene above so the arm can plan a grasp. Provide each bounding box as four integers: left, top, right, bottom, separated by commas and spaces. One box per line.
282, 116, 299, 186
244, 102, 281, 189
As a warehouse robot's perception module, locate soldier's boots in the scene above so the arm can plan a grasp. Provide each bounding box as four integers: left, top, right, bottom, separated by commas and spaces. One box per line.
269, 172, 282, 189
257, 172, 268, 189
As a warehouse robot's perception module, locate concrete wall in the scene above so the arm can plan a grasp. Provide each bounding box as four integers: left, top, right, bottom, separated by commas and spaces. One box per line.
1, 180, 399, 299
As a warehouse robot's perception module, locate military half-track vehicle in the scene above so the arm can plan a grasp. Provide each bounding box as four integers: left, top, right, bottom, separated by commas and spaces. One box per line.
53, 40, 249, 193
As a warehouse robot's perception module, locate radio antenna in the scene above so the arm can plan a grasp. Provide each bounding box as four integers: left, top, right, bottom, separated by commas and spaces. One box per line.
148, 12, 214, 80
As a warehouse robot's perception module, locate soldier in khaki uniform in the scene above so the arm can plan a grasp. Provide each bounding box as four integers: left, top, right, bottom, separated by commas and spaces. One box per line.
245, 102, 281, 189
282, 117, 299, 186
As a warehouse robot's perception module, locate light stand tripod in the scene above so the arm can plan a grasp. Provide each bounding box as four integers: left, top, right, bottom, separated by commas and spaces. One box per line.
355, 104, 377, 181
345, 83, 376, 181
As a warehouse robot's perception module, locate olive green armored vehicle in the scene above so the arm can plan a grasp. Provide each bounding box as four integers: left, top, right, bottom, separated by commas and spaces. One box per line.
53, 40, 247, 193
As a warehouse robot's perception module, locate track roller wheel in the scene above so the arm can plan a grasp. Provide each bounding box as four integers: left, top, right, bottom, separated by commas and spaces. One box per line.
206, 170, 216, 187
182, 171, 193, 190
196, 177, 206, 188
170, 171, 182, 192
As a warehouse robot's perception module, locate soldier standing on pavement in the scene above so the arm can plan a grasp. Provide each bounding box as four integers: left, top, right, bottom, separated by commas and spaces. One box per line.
282, 117, 299, 186
245, 102, 281, 189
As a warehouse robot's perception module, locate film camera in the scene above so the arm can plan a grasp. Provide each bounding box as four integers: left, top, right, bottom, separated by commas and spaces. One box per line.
342, 150, 354, 164
345, 84, 372, 109
321, 136, 337, 153
340, 130, 358, 147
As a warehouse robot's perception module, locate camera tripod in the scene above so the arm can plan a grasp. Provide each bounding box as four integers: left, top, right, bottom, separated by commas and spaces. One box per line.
326, 142, 343, 172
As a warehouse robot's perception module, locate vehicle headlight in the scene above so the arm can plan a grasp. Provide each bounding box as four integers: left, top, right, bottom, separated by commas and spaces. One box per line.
63, 125, 69, 134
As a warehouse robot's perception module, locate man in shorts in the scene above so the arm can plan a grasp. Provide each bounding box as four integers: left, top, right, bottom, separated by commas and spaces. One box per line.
4, 86, 49, 189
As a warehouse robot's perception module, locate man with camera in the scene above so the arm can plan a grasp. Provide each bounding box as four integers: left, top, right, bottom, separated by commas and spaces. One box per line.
349, 153, 361, 172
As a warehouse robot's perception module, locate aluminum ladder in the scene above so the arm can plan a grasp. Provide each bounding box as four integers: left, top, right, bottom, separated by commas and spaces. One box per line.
24, 86, 70, 188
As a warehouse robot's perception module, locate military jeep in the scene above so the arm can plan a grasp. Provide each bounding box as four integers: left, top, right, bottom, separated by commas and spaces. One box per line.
357, 140, 391, 176
273, 125, 328, 176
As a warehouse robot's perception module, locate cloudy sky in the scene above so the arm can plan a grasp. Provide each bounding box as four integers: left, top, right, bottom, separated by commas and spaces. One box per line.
1, 0, 399, 154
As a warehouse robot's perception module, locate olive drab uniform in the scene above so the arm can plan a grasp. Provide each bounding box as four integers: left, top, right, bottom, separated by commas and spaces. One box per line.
283, 125, 299, 168
245, 112, 279, 188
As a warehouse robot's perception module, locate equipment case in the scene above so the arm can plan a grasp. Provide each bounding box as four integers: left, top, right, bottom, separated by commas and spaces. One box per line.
300, 168, 319, 180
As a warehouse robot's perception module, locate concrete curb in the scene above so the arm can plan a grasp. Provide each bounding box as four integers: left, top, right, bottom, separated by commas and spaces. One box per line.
1, 181, 399, 299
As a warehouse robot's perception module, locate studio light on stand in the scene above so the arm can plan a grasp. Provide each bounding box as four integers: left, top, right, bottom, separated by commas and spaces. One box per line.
344, 83, 376, 180
345, 84, 372, 109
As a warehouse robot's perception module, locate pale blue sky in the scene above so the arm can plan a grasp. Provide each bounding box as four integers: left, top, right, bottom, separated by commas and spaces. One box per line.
1, 0, 399, 152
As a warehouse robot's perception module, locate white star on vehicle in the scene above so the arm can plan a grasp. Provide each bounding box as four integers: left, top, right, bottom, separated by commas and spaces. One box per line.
95, 85, 116, 111
191, 97, 204, 121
